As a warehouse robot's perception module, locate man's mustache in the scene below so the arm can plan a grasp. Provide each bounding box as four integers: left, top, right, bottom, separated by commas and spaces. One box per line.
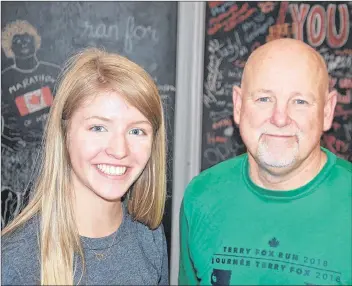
259, 130, 302, 142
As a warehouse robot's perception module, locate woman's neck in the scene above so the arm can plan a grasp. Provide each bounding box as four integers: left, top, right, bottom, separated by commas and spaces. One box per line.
72, 185, 123, 238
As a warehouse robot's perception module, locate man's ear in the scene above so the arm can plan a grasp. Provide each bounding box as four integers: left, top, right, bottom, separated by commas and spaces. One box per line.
323, 89, 337, 132
232, 86, 242, 125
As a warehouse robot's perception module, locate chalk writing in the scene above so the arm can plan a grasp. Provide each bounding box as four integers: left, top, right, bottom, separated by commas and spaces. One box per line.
209, 109, 233, 122
212, 118, 233, 130
8, 75, 56, 95
81, 16, 159, 54
209, 35, 248, 62
158, 84, 176, 93
290, 3, 349, 48
319, 48, 352, 76
336, 92, 351, 104
204, 140, 244, 165
244, 16, 275, 43
209, 1, 235, 17
208, 3, 257, 35
338, 78, 352, 89
329, 76, 338, 90
343, 122, 352, 141
124, 16, 159, 53
258, 2, 276, 14
335, 49, 352, 55
334, 105, 352, 119
266, 23, 294, 42
323, 134, 349, 154
224, 126, 234, 137
205, 47, 224, 95
228, 68, 243, 80
82, 21, 119, 41
207, 132, 228, 144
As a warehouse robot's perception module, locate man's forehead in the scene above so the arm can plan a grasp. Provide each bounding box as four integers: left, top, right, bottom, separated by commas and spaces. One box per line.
242, 40, 328, 93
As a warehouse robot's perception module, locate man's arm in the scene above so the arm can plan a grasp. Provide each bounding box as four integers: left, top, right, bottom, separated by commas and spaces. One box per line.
178, 200, 199, 285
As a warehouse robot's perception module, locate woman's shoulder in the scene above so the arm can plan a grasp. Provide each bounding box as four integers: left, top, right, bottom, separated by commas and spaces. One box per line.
126, 214, 166, 244
1, 216, 41, 284
123, 216, 168, 280
2, 215, 40, 249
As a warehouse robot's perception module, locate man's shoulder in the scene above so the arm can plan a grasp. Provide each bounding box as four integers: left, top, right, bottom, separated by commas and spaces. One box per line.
334, 156, 352, 173
184, 153, 247, 201
332, 156, 352, 190
322, 149, 352, 195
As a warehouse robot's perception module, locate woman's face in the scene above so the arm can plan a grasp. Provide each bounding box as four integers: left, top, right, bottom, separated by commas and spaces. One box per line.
67, 91, 153, 203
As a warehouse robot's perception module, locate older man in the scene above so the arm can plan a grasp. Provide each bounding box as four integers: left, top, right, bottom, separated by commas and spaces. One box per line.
179, 38, 351, 285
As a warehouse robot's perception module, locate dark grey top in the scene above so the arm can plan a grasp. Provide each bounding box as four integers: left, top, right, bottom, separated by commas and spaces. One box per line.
1, 204, 169, 285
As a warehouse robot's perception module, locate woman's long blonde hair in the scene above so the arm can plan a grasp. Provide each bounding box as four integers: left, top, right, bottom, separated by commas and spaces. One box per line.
2, 48, 167, 285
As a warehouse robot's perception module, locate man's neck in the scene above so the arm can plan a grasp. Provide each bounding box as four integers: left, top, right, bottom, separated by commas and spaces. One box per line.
248, 147, 327, 191
14, 55, 39, 71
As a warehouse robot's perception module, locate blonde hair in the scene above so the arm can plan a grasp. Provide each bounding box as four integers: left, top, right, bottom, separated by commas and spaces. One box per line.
1, 20, 41, 58
2, 48, 167, 285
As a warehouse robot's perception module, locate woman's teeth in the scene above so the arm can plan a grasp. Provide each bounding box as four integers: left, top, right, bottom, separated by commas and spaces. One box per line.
97, 164, 127, 176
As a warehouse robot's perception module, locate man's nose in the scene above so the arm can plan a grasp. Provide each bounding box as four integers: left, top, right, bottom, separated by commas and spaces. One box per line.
270, 103, 292, 127
105, 134, 129, 159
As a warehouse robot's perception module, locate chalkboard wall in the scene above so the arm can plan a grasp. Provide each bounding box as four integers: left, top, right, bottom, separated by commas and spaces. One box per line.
202, 1, 352, 171
1, 1, 177, 258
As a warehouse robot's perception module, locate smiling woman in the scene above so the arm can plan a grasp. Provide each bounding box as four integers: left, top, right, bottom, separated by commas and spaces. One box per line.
1, 48, 168, 285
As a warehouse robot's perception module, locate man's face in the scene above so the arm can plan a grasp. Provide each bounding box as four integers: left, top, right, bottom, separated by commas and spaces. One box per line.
235, 54, 329, 174
11, 33, 36, 58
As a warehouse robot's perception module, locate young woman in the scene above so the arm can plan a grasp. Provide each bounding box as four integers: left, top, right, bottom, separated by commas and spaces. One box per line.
2, 48, 168, 285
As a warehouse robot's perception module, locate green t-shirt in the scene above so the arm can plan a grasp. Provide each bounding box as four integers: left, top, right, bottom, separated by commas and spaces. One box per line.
179, 148, 352, 285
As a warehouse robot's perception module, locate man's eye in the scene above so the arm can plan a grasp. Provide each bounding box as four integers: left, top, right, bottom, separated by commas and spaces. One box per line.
257, 97, 271, 102
294, 99, 308, 105
129, 128, 145, 136
90, 126, 107, 132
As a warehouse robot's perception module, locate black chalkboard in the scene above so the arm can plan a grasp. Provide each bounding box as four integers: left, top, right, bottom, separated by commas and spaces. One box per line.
201, 1, 352, 171
1, 1, 177, 260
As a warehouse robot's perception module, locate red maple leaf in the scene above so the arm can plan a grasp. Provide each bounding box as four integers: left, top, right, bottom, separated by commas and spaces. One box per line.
29, 94, 41, 105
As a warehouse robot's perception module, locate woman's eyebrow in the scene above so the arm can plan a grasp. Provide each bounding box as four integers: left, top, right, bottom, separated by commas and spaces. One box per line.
84, 116, 111, 122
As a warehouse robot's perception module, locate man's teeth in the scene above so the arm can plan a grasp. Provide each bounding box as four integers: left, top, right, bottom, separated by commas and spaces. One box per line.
97, 164, 127, 176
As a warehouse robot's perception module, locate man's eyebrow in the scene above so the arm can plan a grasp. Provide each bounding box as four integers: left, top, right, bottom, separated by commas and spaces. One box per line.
290, 91, 315, 97
250, 89, 275, 97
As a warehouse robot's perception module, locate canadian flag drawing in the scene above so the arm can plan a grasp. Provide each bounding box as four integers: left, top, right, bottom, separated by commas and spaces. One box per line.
15, 86, 53, 116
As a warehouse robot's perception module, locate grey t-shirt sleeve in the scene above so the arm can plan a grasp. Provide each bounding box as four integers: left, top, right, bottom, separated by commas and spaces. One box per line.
1, 219, 40, 285
1, 252, 25, 285
157, 224, 169, 285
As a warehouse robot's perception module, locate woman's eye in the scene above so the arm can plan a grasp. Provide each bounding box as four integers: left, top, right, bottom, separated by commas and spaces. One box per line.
90, 126, 107, 132
129, 128, 145, 136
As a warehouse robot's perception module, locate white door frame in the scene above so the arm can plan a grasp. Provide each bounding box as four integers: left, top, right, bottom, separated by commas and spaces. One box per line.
170, 2, 206, 284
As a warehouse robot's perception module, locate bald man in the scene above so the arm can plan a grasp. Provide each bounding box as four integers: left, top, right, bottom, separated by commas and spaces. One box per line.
179, 39, 351, 285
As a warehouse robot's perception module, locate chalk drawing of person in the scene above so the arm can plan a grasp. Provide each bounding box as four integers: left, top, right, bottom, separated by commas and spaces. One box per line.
1, 20, 61, 139
1, 20, 61, 228
1, 115, 26, 152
